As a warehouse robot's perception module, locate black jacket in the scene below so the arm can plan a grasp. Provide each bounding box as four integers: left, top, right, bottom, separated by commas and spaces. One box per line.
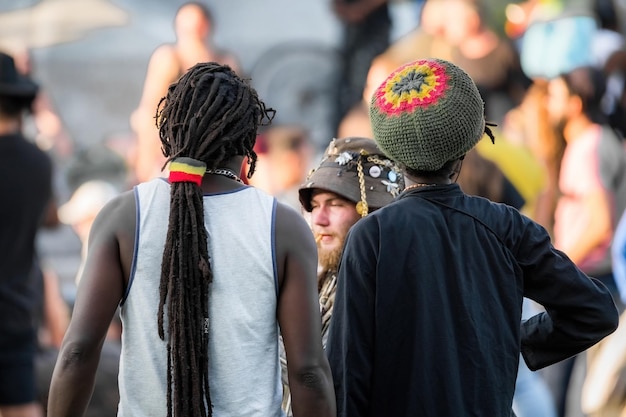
326, 184, 618, 417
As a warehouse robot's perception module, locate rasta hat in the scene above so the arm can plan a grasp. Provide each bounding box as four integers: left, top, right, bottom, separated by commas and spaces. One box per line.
299, 137, 404, 217
0, 51, 38, 97
369, 58, 488, 172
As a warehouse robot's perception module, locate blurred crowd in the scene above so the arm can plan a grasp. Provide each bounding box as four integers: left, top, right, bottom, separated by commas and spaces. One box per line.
2, 0, 626, 416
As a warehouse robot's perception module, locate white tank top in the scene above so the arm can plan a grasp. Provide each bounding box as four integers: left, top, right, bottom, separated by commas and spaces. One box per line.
118, 179, 284, 417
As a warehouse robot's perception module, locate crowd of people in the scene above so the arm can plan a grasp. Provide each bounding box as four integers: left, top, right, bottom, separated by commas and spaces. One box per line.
3, 0, 626, 416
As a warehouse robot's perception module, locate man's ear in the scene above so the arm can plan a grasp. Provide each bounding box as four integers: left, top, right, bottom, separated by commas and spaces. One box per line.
449, 157, 464, 180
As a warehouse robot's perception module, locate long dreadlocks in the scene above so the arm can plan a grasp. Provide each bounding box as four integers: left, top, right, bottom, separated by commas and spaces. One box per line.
155, 62, 274, 417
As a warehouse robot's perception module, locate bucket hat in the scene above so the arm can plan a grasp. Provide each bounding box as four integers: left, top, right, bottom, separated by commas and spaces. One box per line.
299, 137, 404, 216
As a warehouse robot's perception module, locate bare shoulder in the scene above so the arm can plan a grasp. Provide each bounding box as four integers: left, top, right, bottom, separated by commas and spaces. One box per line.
150, 43, 177, 64
274, 202, 314, 249
274, 202, 317, 285
89, 189, 137, 281
92, 189, 135, 233
144, 44, 181, 80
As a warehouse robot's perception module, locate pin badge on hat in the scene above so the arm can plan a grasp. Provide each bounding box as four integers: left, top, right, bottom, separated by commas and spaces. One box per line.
369, 165, 381, 178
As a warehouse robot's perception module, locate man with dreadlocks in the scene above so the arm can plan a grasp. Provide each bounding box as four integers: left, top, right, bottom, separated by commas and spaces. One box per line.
47, 62, 336, 417
280, 136, 403, 414
325, 58, 620, 416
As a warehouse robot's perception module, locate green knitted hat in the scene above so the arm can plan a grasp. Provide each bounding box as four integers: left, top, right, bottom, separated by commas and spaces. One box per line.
369, 58, 486, 172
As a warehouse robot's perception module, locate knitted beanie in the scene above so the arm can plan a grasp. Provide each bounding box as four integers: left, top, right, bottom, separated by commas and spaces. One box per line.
369, 58, 486, 172
299, 137, 404, 216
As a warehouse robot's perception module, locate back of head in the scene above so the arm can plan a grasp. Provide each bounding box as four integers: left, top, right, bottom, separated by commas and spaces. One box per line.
369, 58, 488, 173
299, 137, 404, 216
157, 62, 271, 174
0, 51, 38, 118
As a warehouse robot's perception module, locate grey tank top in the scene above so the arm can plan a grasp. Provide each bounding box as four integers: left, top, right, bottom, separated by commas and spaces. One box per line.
118, 179, 284, 417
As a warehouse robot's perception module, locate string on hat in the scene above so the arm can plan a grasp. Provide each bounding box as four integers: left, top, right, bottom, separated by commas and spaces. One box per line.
485, 122, 497, 144
356, 152, 369, 217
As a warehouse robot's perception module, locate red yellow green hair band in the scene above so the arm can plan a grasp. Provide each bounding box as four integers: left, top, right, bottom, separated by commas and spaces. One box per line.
168, 157, 207, 185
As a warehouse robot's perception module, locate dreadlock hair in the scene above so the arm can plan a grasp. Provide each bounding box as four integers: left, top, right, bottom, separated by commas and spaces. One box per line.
154, 62, 274, 417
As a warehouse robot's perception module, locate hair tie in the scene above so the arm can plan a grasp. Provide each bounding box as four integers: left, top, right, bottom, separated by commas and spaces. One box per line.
168, 157, 207, 185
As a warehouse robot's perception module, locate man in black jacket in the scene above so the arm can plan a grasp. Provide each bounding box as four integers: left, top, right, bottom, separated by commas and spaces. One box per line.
325, 58, 619, 417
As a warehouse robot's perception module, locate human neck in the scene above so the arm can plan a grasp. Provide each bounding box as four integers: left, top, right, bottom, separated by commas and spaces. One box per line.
563, 116, 595, 144
199, 157, 245, 192
404, 171, 455, 188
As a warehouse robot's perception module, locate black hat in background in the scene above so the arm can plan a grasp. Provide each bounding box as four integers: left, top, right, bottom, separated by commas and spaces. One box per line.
0, 51, 38, 97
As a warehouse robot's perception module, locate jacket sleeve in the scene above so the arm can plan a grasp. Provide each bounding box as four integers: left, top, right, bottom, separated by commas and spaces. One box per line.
325, 218, 378, 417
516, 219, 619, 370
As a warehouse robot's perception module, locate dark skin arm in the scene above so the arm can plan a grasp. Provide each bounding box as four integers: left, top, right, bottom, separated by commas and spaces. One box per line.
275, 202, 337, 417
47, 191, 135, 417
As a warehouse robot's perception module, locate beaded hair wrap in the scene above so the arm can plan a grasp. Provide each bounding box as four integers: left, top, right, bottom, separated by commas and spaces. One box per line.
168, 157, 207, 185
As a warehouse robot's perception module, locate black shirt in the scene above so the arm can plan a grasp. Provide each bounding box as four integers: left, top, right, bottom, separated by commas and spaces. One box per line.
326, 184, 618, 417
0, 132, 52, 333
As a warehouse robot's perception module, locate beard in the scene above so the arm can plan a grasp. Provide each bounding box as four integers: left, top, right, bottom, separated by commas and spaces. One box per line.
317, 233, 346, 273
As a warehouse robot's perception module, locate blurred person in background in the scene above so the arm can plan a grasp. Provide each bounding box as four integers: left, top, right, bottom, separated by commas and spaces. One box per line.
244, 124, 314, 211
0, 51, 55, 417
582, 209, 626, 416
591, 0, 626, 137
57, 180, 120, 285
9, 47, 74, 161
374, 0, 530, 125
501, 79, 566, 235
547, 66, 626, 303
436, 0, 530, 124
332, 0, 392, 132
546, 65, 626, 417
37, 180, 122, 417
131, 1, 241, 184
